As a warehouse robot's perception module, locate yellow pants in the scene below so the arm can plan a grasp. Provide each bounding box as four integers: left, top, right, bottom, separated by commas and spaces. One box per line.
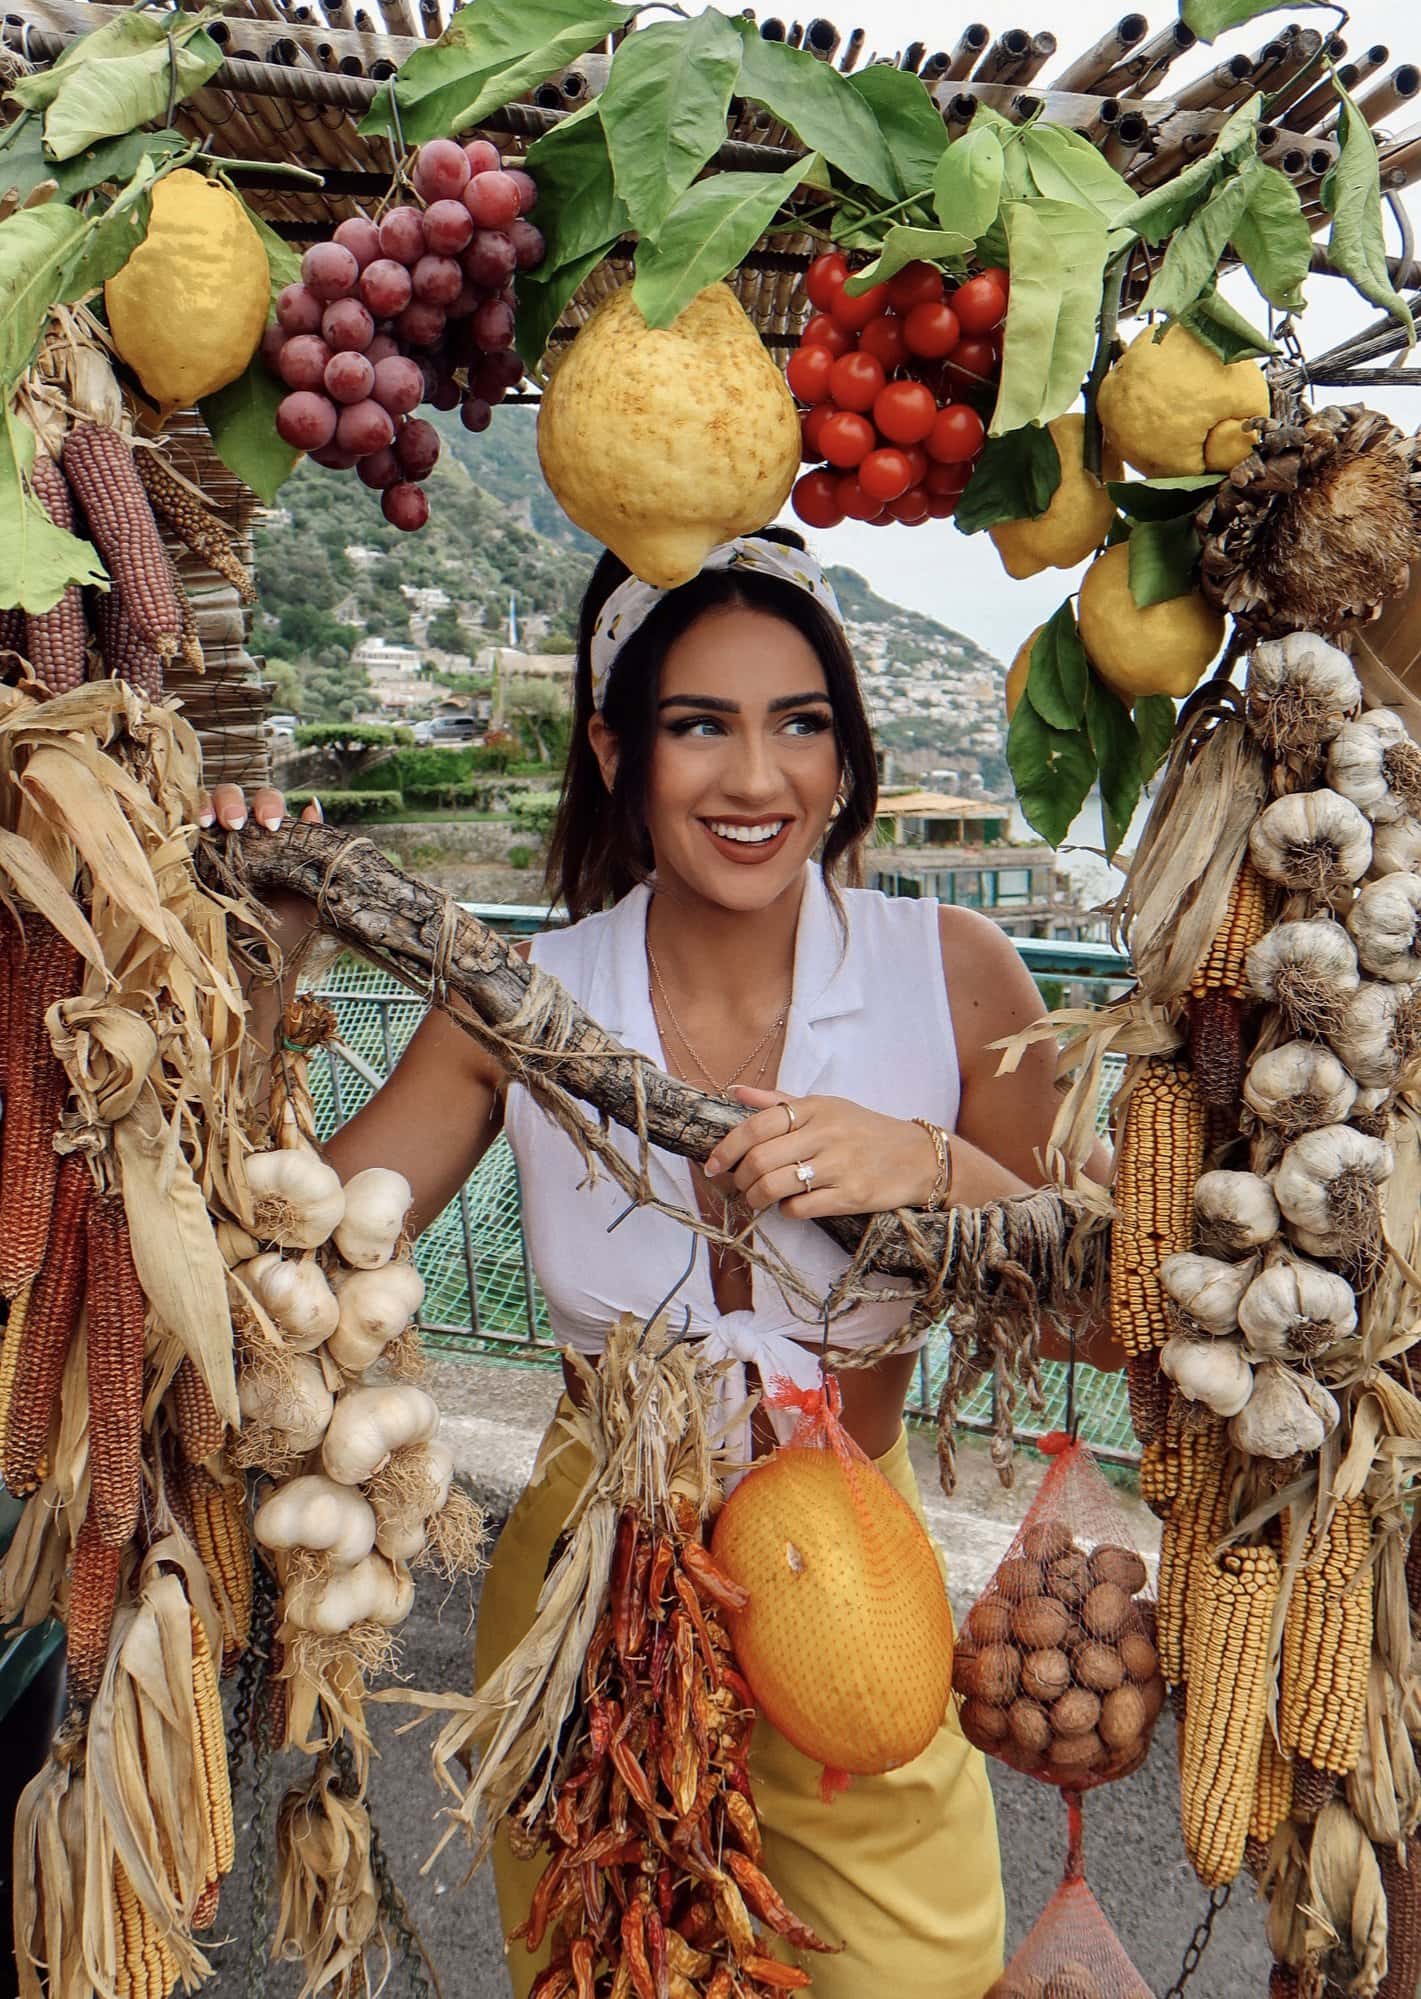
473, 1402, 1006, 1999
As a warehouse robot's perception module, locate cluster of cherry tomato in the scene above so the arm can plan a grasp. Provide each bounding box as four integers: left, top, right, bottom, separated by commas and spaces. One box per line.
788, 253, 1007, 531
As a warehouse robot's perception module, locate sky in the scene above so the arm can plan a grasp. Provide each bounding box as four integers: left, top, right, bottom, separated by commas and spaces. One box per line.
681, 0, 1421, 664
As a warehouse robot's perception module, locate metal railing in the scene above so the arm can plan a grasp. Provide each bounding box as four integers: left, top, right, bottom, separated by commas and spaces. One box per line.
307, 927, 1138, 1462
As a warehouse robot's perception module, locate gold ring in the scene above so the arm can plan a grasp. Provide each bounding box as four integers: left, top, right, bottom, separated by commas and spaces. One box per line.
783, 1101, 797, 1135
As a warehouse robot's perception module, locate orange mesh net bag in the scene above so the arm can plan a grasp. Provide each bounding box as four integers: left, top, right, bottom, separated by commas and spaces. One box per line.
709, 1373, 953, 1797
989, 1817, 1156, 1999
954, 1432, 1165, 1791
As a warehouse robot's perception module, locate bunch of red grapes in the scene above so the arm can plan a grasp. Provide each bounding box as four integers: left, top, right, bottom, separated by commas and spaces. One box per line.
263, 137, 544, 532
788, 254, 1007, 532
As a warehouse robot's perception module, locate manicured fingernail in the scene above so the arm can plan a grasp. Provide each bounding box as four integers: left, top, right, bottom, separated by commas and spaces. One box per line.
198, 807, 215, 827
705, 1157, 721, 1177
258, 811, 281, 830
230, 809, 247, 830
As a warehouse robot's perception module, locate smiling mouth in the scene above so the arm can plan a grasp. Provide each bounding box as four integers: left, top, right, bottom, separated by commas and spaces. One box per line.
705, 818, 788, 846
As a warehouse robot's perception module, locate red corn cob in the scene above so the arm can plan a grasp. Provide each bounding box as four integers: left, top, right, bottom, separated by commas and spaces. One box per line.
92, 583, 163, 700
23, 456, 87, 695
3, 1152, 91, 1493
60, 425, 180, 656
66, 1506, 121, 1705
0, 913, 81, 1297
86, 1194, 147, 1546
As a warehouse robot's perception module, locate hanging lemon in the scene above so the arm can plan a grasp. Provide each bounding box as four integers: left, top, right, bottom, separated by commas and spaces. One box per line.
105, 169, 270, 407
989, 416, 1122, 580
1077, 542, 1225, 702
1096, 324, 1269, 480
710, 1442, 953, 1775
1006, 626, 1044, 718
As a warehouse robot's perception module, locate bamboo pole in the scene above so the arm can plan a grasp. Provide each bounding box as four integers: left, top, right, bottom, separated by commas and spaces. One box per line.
1288, 59, 1363, 134
1095, 21, 1195, 100
804, 17, 839, 62
1085, 96, 1122, 145
1015, 33, 1057, 86
1103, 109, 1149, 172
1264, 29, 1339, 120
943, 22, 990, 82
1171, 54, 1253, 114
1049, 12, 1147, 94
972, 28, 1030, 85
919, 51, 952, 86
1351, 65, 1421, 131
899, 40, 926, 74
837, 26, 865, 72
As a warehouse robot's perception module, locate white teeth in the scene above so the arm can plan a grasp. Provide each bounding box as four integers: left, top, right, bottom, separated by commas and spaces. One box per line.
708, 820, 785, 845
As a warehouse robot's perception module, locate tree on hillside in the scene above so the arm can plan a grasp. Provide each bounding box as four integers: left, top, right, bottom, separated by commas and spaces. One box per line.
294, 722, 410, 786
504, 677, 570, 765
426, 607, 467, 653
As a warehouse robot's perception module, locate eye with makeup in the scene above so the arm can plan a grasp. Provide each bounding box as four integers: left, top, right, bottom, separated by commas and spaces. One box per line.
662, 701, 833, 739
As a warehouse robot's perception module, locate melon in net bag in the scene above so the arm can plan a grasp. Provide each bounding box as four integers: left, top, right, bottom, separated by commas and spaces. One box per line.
709, 1374, 954, 1796
988, 1872, 1155, 1999
953, 1433, 1165, 1790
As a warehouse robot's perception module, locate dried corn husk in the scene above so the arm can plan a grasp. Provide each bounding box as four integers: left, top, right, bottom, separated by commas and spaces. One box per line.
1302, 1800, 1389, 1995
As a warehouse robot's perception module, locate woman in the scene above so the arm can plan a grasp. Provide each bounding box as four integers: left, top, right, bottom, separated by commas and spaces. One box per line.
220, 526, 1118, 1999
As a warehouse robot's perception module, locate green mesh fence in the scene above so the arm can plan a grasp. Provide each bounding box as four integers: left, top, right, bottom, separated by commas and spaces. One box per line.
305, 961, 1135, 1459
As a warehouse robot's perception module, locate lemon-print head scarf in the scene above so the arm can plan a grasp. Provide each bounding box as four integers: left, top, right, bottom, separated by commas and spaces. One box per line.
589, 536, 844, 711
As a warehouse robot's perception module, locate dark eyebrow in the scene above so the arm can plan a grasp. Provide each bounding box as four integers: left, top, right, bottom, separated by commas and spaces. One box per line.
658, 692, 832, 715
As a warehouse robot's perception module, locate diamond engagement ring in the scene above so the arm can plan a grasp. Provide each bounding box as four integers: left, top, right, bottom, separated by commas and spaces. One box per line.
795, 1160, 815, 1187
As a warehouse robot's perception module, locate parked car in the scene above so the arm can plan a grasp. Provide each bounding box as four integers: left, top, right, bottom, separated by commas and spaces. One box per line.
263, 712, 299, 744
414, 715, 480, 744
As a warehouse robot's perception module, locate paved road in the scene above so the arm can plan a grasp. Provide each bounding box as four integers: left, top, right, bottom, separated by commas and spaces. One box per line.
205, 1356, 1275, 1997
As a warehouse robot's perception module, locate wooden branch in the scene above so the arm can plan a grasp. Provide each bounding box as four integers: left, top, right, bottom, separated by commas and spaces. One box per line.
224, 819, 1088, 1293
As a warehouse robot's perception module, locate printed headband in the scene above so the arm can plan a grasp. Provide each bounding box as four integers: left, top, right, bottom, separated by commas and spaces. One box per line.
588, 536, 844, 710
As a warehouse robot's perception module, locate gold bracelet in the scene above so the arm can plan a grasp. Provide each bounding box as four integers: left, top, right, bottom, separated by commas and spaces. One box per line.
911, 1117, 952, 1212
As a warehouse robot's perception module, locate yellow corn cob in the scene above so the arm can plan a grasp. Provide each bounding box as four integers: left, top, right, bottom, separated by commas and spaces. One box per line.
1108, 1057, 1207, 1355
1279, 1497, 1373, 1776
114, 1857, 177, 1999
171, 1356, 226, 1464
1156, 1416, 1231, 1685
1249, 1725, 1294, 1845
1139, 1433, 1179, 1518
0, 1277, 32, 1462
86, 1195, 147, 1547
186, 1465, 252, 1670
66, 1508, 121, 1705
1180, 1543, 1282, 1887
189, 1609, 235, 1882
1188, 858, 1270, 999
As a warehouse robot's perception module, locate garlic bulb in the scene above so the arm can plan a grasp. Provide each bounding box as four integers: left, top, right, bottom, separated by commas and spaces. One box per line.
1247, 790, 1372, 900
1228, 1362, 1339, 1460
1352, 1083, 1392, 1122
1243, 1041, 1358, 1135
1347, 874, 1421, 983
1193, 1170, 1280, 1256
1159, 1252, 1259, 1335
285, 1550, 415, 1634
1286, 1222, 1349, 1261
1160, 1336, 1253, 1416
322, 1383, 440, 1485
1370, 816, 1421, 879
244, 1146, 346, 1250
1244, 634, 1361, 757
1272, 1123, 1394, 1250
237, 1354, 334, 1454
238, 1252, 340, 1351
254, 1473, 376, 1567
328, 1260, 426, 1374
1237, 1258, 1357, 1359
1246, 919, 1359, 1036
371, 1439, 455, 1561
333, 1167, 413, 1271
1328, 981, 1421, 1088
1327, 709, 1421, 825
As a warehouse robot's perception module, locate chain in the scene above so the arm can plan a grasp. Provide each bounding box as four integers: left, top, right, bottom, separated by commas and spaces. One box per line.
646, 943, 788, 1098
1162, 1883, 1232, 1998
242, 1558, 281, 1999
330, 1736, 443, 1999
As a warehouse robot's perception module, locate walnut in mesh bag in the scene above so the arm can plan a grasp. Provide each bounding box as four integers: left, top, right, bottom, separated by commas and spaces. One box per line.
953, 1436, 1165, 1788
987, 1876, 1154, 1998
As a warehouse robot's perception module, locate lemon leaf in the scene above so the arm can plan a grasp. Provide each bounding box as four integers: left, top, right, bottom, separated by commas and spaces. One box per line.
1231, 163, 1311, 311
991, 199, 1107, 434
200, 360, 300, 507
34, 18, 222, 163
1127, 517, 1201, 609
1183, 0, 1327, 41
732, 21, 900, 200
1141, 166, 1255, 322
1178, 289, 1275, 361
1007, 697, 1096, 850
631, 157, 815, 330
1108, 476, 1220, 522
933, 126, 1004, 240
1085, 675, 1143, 859
515, 243, 612, 376
598, 13, 743, 241
954, 425, 1061, 535
846, 64, 950, 198
1114, 94, 1262, 244
0, 202, 86, 389
1134, 695, 1177, 779
1025, 601, 1089, 732
1021, 126, 1135, 225
1323, 84, 1416, 340
0, 406, 106, 614
843, 224, 972, 296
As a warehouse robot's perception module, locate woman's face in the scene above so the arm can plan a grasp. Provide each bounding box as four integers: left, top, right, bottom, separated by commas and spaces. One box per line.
600, 602, 842, 914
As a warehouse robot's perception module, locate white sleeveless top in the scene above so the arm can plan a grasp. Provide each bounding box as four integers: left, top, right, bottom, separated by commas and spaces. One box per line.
504, 866, 960, 1464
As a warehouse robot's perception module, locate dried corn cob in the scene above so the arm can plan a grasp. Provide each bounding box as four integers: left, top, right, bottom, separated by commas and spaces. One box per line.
1406, 1507, 1421, 1628
1138, 1433, 1179, 1519
135, 450, 256, 603
114, 1855, 178, 1999
86, 1194, 147, 1546
189, 1608, 235, 1884
93, 582, 163, 698
67, 1507, 121, 1704
1108, 1057, 1207, 1355
1279, 1497, 1373, 1776
0, 912, 81, 1297
1250, 1725, 1294, 1846
1187, 860, 1269, 1102
1156, 1417, 1231, 1685
1125, 1350, 1169, 1445
1179, 1543, 1281, 1887
24, 455, 86, 695
3, 1152, 90, 1494
1290, 1757, 1335, 1822
184, 1463, 251, 1669
1268, 1967, 1300, 1999
172, 1356, 225, 1463
61, 425, 180, 655
1377, 1837, 1421, 1999
0, 606, 22, 656
0, 1279, 31, 1463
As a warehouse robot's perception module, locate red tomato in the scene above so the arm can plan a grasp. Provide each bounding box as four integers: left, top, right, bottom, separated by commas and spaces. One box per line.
805, 251, 849, 312
925, 492, 959, 518
952, 274, 1007, 334
830, 279, 891, 332
791, 468, 845, 529
858, 447, 914, 503
828, 350, 886, 413
820, 410, 876, 469
889, 487, 930, 525
886, 260, 944, 312
872, 379, 937, 446
903, 444, 929, 486
858, 313, 908, 372
946, 335, 998, 389
980, 266, 1010, 298
801, 403, 837, 460
835, 472, 881, 520
903, 301, 960, 360
786, 344, 836, 405
802, 312, 854, 357
927, 401, 986, 463
924, 458, 971, 496
869, 507, 895, 526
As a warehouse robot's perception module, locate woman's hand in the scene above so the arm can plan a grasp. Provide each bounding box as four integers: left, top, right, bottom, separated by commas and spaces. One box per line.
199, 782, 322, 959
703, 1086, 941, 1220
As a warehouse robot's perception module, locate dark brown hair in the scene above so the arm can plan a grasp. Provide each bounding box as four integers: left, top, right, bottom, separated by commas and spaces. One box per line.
545, 527, 878, 920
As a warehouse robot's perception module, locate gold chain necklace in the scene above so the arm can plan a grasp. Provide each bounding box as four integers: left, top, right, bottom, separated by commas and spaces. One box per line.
646, 943, 790, 1099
